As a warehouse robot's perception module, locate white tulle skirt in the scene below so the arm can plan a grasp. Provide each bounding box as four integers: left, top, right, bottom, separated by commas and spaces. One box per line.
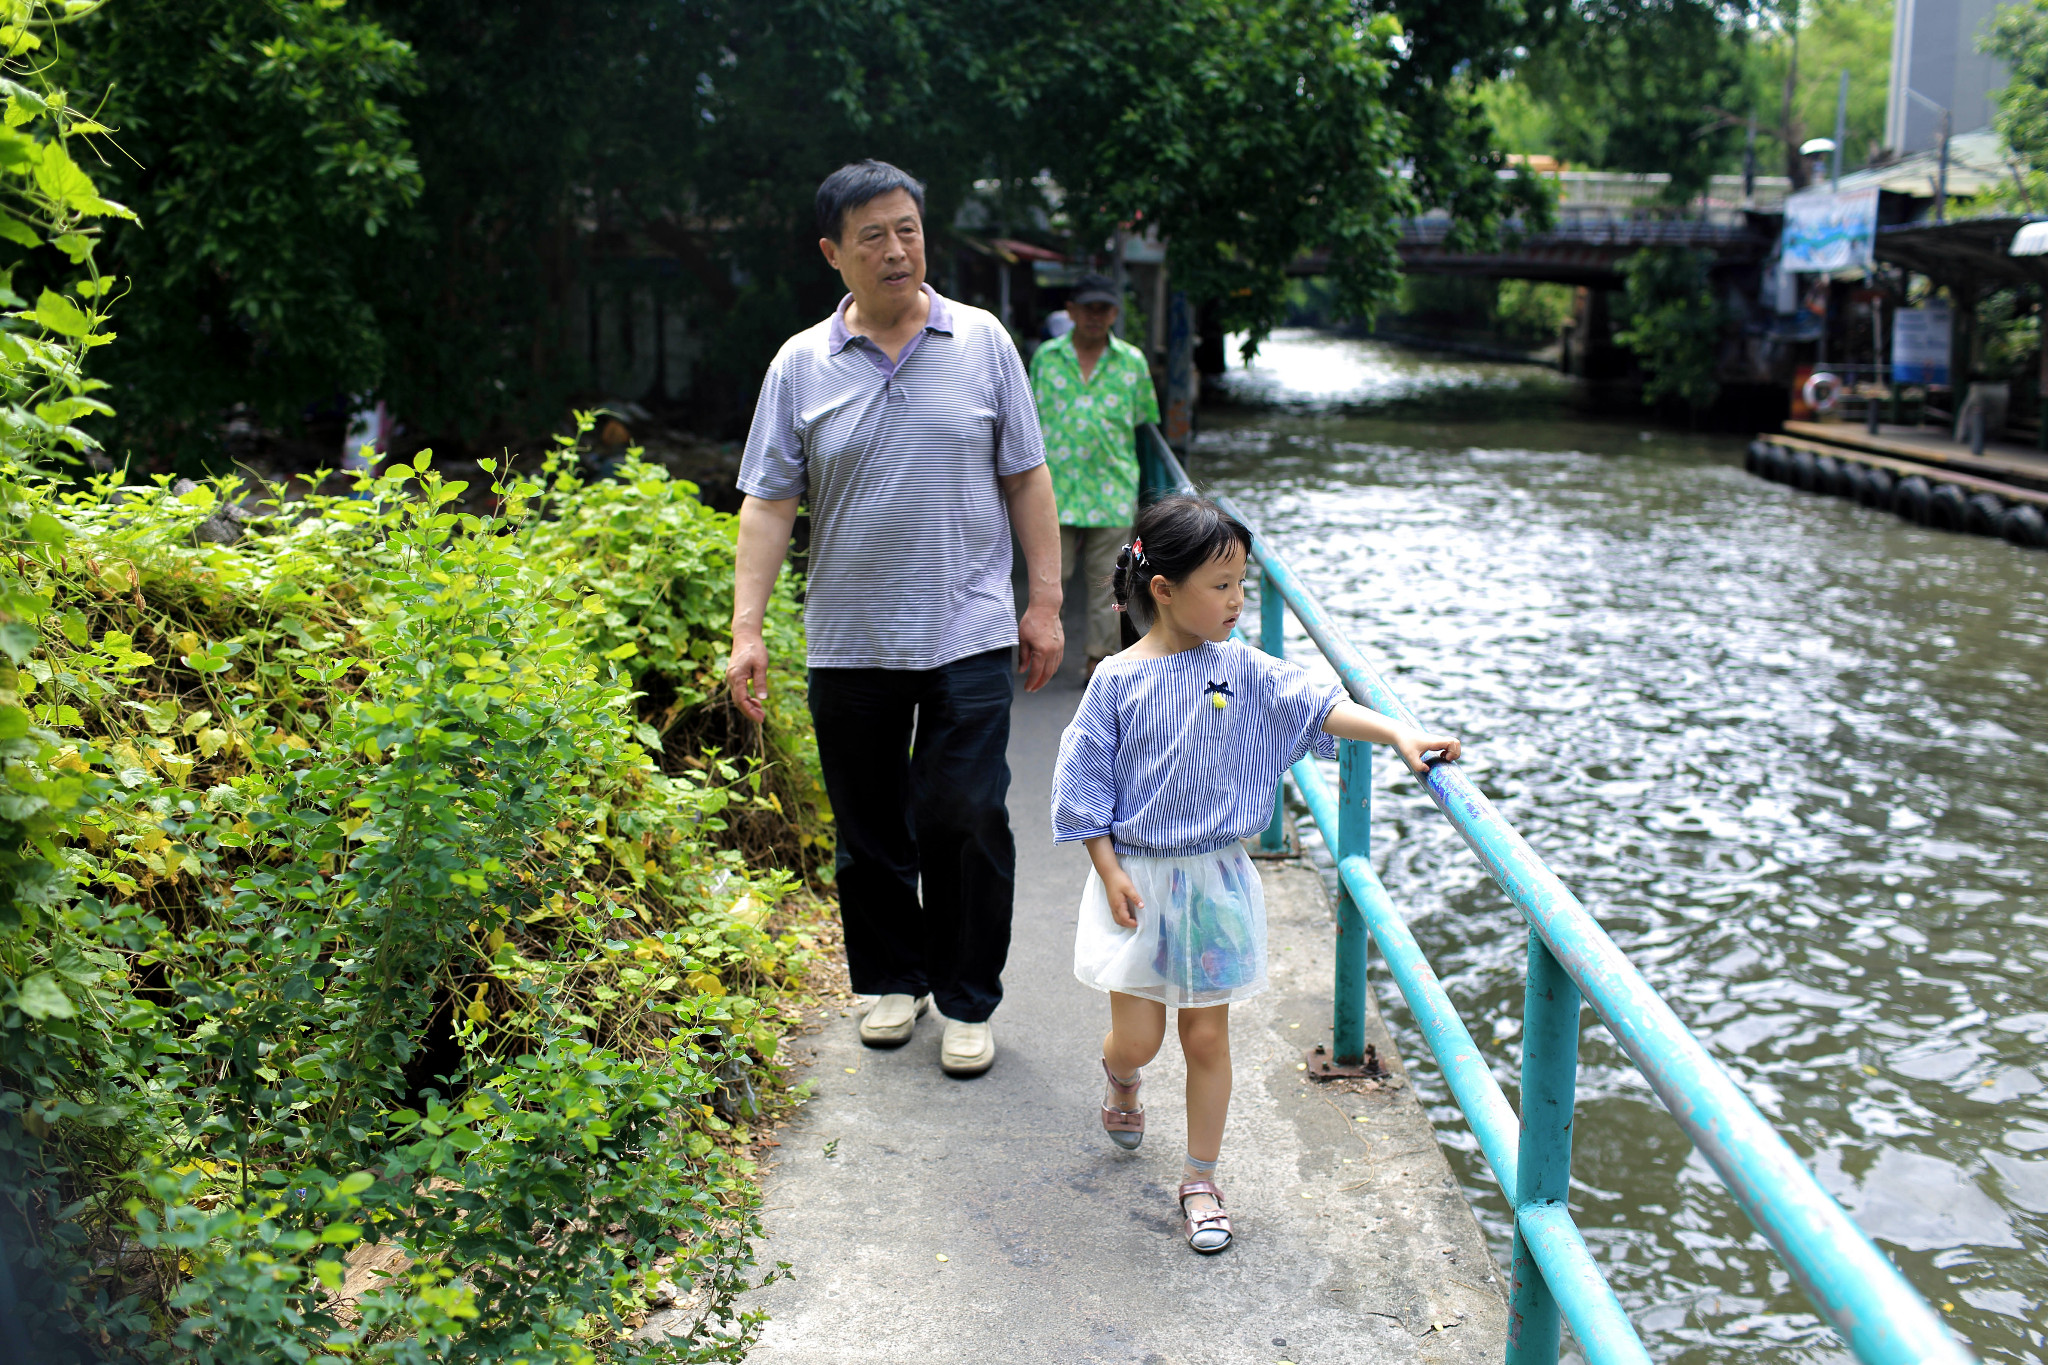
1073, 845, 1268, 1009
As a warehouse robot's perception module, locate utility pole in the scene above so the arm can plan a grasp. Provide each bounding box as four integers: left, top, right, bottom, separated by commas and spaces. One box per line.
1906, 89, 1952, 222
1936, 109, 1951, 221
1831, 68, 1849, 191
1782, 0, 1803, 186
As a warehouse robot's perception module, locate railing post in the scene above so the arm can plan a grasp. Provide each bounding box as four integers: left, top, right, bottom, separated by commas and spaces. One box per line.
1507, 929, 1582, 1364
1258, 563, 1287, 853
1332, 738, 1370, 1064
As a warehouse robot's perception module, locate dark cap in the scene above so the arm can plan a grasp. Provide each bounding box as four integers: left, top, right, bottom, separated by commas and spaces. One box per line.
1069, 273, 1121, 306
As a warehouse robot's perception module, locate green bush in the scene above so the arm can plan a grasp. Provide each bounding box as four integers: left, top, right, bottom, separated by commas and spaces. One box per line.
1495, 279, 1574, 343
1614, 246, 1723, 413
0, 21, 827, 1359
1, 446, 825, 1362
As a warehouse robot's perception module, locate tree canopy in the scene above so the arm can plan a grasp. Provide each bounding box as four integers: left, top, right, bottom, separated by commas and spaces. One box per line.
59, 0, 1561, 459
1478, 0, 1897, 195
1988, 0, 2048, 202
1502, 0, 1750, 199
64, 0, 421, 455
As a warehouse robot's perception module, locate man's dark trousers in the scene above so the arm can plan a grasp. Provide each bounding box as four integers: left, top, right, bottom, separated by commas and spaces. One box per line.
807, 647, 1015, 1023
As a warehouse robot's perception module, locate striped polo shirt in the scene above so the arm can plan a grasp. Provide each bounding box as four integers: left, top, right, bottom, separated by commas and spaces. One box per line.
739, 286, 1046, 670
1051, 639, 1346, 857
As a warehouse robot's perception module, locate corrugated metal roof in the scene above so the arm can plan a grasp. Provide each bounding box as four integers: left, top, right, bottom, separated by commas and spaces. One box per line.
1830, 130, 2017, 200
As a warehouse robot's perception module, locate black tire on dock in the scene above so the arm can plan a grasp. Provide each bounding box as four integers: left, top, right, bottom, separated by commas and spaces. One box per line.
1791, 449, 1818, 491
1760, 444, 1788, 482
1862, 466, 1895, 507
2002, 503, 2048, 548
1967, 492, 2007, 536
1815, 455, 1845, 496
1745, 440, 1767, 474
1892, 475, 1933, 523
1841, 462, 1871, 502
1929, 482, 1970, 531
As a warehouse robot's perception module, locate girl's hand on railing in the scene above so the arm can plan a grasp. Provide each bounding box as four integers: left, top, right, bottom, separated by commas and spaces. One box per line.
1321, 701, 1462, 774
1393, 727, 1461, 775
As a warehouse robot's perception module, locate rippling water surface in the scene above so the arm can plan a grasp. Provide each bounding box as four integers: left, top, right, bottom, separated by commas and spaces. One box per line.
1202, 330, 2048, 1361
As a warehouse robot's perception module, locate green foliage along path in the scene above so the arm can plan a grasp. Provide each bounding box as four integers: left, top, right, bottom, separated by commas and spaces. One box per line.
0, 14, 832, 1359
5, 441, 830, 1365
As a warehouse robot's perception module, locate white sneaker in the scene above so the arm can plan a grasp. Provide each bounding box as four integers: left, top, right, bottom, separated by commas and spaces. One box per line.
858, 993, 929, 1048
940, 1018, 996, 1077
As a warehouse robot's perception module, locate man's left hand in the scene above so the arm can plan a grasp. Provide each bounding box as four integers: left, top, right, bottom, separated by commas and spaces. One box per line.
1017, 600, 1064, 692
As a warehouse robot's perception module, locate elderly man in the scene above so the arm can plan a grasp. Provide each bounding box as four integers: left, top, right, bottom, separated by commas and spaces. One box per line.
1029, 274, 1160, 675
726, 160, 1063, 1078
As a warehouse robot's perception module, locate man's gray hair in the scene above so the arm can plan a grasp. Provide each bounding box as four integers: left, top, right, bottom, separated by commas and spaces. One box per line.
816, 160, 926, 243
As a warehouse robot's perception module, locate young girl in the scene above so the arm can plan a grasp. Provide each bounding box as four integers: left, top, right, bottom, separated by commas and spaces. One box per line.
1049, 495, 1461, 1255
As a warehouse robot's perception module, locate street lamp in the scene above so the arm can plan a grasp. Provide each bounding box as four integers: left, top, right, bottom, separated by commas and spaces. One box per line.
1800, 137, 1836, 190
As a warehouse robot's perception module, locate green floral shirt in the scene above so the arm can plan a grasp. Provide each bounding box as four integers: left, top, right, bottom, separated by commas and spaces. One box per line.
1030, 333, 1161, 528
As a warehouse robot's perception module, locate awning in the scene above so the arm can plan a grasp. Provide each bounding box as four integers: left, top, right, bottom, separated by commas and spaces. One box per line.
1874, 215, 2048, 288
1833, 129, 2016, 201
958, 236, 1067, 264
992, 237, 1066, 263
2012, 220, 2048, 257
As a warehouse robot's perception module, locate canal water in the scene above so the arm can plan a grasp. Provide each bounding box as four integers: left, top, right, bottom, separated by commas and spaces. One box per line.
1199, 331, 2048, 1362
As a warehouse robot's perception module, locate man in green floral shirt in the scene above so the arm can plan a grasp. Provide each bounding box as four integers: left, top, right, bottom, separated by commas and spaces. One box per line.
1030, 274, 1161, 674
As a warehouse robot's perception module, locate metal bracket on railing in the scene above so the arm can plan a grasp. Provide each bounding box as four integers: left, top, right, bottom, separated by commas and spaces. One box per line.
1303, 1042, 1384, 1080
1246, 823, 1297, 860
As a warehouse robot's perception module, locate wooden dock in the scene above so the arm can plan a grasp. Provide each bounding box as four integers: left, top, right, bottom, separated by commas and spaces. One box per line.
1748, 426, 2048, 547
1781, 419, 2048, 491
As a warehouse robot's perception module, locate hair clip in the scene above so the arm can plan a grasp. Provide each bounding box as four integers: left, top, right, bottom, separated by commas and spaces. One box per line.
1130, 537, 1144, 557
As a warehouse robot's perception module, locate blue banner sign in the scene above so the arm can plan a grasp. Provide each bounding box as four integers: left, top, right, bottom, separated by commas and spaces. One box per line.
1781, 187, 1878, 272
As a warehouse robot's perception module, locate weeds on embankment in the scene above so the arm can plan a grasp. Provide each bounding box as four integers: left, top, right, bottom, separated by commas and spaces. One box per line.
1, 436, 831, 1363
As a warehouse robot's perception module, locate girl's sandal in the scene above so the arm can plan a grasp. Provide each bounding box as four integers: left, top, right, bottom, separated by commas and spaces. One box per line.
1179, 1180, 1232, 1254
1100, 1058, 1144, 1150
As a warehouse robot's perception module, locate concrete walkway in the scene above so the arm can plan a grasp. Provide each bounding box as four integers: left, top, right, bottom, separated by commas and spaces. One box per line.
746, 647, 1508, 1365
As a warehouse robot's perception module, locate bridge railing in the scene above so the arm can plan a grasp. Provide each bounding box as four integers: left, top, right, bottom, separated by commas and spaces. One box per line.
1135, 424, 1976, 1365
1398, 212, 1764, 245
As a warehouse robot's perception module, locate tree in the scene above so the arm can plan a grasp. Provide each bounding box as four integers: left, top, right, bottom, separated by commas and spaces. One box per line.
1010, 0, 1413, 349
65, 0, 1578, 452
1615, 245, 1723, 412
1478, 0, 1895, 192
358, 0, 999, 442
64, 0, 421, 461
1508, 0, 1751, 201
1743, 0, 1894, 186
1382, 0, 1562, 247
1987, 0, 2048, 205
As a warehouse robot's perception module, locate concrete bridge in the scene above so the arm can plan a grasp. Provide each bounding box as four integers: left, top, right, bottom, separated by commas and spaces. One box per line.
1289, 172, 1790, 289
1283, 211, 1772, 290
1391, 212, 1772, 288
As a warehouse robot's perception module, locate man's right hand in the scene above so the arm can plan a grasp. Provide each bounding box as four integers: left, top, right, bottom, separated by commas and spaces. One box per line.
726, 633, 770, 722
729, 495, 800, 723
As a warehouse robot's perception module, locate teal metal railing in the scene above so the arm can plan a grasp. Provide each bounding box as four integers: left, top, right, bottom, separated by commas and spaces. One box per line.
1135, 425, 1976, 1365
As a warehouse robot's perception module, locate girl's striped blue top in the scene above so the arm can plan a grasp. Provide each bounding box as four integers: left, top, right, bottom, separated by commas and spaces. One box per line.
1051, 639, 1347, 857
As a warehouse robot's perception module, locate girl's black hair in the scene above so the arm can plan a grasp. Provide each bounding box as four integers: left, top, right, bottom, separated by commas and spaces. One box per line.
1111, 494, 1253, 645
